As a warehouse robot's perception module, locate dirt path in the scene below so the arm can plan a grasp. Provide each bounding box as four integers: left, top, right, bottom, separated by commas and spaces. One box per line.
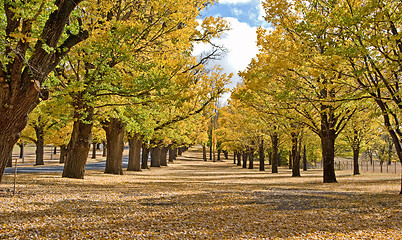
0, 148, 401, 239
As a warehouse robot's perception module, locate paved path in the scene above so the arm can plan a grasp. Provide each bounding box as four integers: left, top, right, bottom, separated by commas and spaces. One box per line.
4, 156, 130, 174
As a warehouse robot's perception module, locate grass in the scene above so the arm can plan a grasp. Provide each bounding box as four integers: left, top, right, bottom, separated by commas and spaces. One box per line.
1, 149, 401, 239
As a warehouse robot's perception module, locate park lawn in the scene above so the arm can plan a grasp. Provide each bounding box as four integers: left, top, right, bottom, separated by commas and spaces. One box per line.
0, 150, 401, 239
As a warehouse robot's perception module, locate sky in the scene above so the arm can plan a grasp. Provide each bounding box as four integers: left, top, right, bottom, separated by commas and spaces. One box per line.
193, 0, 269, 103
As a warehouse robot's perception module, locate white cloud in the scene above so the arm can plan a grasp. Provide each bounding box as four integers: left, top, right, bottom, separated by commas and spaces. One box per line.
258, 0, 266, 22
232, 8, 243, 16
218, 18, 258, 76
193, 17, 261, 104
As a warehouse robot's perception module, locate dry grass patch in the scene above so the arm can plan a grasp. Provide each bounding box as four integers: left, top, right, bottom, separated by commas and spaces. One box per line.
1, 151, 401, 239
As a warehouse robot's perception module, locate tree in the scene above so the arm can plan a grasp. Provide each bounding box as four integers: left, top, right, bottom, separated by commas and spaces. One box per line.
240, 3, 360, 182
0, 0, 87, 182
321, 0, 402, 193
58, 0, 229, 179
266, 0, 402, 192
21, 102, 62, 165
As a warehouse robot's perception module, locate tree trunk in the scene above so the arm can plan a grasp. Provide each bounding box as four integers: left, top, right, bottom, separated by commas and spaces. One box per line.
203, 146, 207, 161
288, 151, 293, 169
62, 105, 94, 179
35, 139, 45, 165
34, 122, 45, 165
292, 133, 301, 177
7, 154, 12, 167
59, 145, 67, 164
91, 142, 96, 159
259, 140, 265, 171
217, 149, 221, 161
209, 145, 212, 160
242, 151, 248, 168
233, 150, 237, 164
141, 144, 150, 169
168, 147, 175, 163
104, 118, 125, 175
319, 99, 338, 183
150, 145, 161, 167
127, 134, 143, 171
353, 147, 360, 175
224, 150, 228, 159
178, 147, 182, 156
271, 133, 279, 173
54, 146, 57, 155
18, 143, 24, 159
160, 147, 168, 166
248, 148, 254, 169
321, 134, 337, 183
303, 145, 307, 171
268, 151, 272, 165
102, 140, 107, 157
0, 0, 86, 183
236, 152, 242, 166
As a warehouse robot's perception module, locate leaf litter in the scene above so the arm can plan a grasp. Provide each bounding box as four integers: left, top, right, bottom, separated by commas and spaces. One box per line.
0, 151, 401, 239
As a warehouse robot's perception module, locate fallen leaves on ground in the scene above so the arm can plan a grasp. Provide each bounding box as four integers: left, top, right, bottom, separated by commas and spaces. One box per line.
1, 151, 401, 239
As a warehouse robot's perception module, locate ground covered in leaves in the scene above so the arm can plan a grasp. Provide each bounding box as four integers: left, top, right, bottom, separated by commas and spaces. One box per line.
1, 149, 401, 239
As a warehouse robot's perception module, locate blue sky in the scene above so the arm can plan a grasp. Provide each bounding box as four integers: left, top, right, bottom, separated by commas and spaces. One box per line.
201, 0, 268, 28
193, 0, 270, 104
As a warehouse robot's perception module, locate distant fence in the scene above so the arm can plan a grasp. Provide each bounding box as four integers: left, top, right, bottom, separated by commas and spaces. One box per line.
305, 159, 401, 174
336, 159, 401, 174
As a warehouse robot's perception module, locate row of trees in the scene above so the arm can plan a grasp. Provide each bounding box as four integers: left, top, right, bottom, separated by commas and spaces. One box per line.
216, 0, 401, 194
0, 0, 231, 181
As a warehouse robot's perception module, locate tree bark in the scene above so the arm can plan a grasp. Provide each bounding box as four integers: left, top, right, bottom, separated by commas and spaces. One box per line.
18, 143, 24, 159
7, 154, 12, 167
236, 152, 241, 166
127, 134, 143, 171
209, 145, 212, 160
259, 140, 265, 171
92, 142, 97, 159
271, 133, 279, 173
288, 151, 293, 169
160, 147, 168, 166
242, 151, 248, 169
233, 150, 237, 164
59, 145, 67, 164
353, 148, 360, 175
217, 149, 221, 161
35, 138, 44, 166
141, 144, 150, 169
320, 100, 338, 183
224, 150, 228, 159
0, 0, 86, 183
321, 134, 337, 183
104, 118, 125, 175
150, 145, 161, 167
291, 132, 301, 177
303, 145, 307, 171
268, 151, 272, 165
203, 146, 207, 161
62, 105, 94, 179
34, 119, 45, 166
168, 147, 175, 163
248, 148, 254, 169
178, 147, 182, 156
102, 140, 107, 157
